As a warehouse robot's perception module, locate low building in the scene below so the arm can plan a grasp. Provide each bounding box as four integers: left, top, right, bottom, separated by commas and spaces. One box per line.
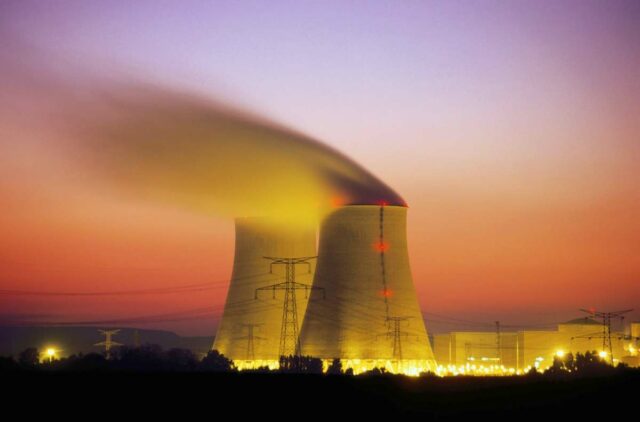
433, 317, 633, 374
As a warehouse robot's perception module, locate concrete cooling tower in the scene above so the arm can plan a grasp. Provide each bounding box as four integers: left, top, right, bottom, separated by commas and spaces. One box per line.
299, 205, 437, 375
212, 218, 316, 369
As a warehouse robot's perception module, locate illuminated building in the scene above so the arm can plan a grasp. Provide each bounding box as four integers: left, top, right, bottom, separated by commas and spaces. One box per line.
621, 321, 640, 367
212, 217, 316, 369
298, 205, 437, 375
433, 317, 634, 374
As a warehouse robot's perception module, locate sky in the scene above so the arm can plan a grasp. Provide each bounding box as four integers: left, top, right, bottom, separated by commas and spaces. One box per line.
1, 0, 639, 336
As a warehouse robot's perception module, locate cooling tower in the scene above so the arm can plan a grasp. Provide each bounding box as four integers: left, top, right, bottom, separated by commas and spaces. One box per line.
299, 205, 437, 375
212, 218, 316, 368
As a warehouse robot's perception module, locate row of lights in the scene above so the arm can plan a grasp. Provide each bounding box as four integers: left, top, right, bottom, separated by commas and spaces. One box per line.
39, 344, 638, 370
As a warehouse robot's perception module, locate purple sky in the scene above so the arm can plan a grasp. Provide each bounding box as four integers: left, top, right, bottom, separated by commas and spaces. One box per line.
1, 1, 639, 335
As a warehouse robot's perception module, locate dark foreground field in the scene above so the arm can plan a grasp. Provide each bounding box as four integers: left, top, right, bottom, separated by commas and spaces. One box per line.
6, 371, 638, 418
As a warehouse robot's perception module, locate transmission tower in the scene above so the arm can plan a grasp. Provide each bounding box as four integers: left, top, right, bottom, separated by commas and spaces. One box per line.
255, 256, 324, 358
386, 316, 412, 361
233, 323, 265, 361
579, 308, 633, 361
94, 329, 122, 359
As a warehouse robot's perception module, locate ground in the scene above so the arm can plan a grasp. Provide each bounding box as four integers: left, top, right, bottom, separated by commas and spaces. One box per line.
5, 371, 638, 417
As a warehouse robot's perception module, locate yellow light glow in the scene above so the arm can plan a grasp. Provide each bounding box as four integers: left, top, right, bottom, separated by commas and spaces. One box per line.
555, 350, 566, 358
46, 348, 56, 357
235, 358, 437, 377
598, 351, 607, 358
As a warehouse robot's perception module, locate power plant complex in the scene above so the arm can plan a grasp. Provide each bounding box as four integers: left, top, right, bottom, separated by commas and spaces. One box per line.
213, 205, 639, 375
214, 204, 437, 374
212, 217, 316, 369
299, 205, 436, 374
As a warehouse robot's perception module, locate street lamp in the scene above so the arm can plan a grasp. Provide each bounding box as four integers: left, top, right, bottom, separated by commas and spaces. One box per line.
46, 348, 56, 363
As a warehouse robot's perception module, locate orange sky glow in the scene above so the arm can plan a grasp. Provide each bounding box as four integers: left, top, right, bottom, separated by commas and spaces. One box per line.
1, 1, 639, 335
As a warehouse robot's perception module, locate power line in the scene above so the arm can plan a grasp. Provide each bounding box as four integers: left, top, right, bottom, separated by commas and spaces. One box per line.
233, 323, 265, 360
0, 273, 277, 297
387, 316, 412, 361
577, 308, 633, 361
0, 306, 224, 326
0, 281, 224, 297
255, 256, 324, 357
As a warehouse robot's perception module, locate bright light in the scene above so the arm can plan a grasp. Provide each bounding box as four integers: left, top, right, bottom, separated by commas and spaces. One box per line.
598, 351, 607, 358
555, 350, 566, 358
44, 347, 57, 362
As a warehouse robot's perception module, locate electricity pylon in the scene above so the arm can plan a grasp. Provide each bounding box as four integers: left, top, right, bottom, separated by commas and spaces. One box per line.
233, 323, 265, 361
255, 256, 324, 358
94, 329, 122, 359
579, 308, 633, 361
386, 316, 412, 361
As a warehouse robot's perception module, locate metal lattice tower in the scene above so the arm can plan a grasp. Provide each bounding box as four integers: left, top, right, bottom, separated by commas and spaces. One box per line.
233, 323, 265, 361
94, 329, 122, 359
579, 308, 633, 361
386, 316, 412, 361
255, 256, 324, 358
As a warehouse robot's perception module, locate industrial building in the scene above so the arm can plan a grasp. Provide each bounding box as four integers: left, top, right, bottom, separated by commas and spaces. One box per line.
433, 319, 640, 374
213, 205, 437, 375
212, 208, 637, 376
298, 205, 437, 375
212, 217, 316, 369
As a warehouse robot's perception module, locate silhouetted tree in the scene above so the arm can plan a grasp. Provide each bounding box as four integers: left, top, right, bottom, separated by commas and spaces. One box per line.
549, 352, 576, 374
573, 351, 612, 376
63, 353, 109, 372
344, 368, 354, 376
419, 371, 437, 378
326, 358, 343, 375
166, 348, 198, 371
361, 367, 387, 376
544, 356, 568, 377
115, 344, 165, 371
565, 352, 576, 371
241, 365, 273, 374
0, 356, 18, 371
278, 355, 323, 374
18, 347, 40, 367
199, 350, 233, 372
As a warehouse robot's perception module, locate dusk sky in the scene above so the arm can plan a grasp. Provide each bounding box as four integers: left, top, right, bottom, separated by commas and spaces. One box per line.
1, 0, 639, 335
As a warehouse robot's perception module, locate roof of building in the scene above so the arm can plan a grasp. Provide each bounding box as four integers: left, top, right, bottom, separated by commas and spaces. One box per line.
562, 317, 600, 325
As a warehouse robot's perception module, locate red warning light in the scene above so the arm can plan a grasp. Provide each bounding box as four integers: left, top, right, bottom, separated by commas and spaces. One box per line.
330, 196, 345, 208
380, 289, 394, 298
377, 200, 388, 207
373, 241, 389, 252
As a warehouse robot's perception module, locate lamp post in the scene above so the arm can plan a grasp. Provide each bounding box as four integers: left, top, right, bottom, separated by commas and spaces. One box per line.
46, 348, 56, 363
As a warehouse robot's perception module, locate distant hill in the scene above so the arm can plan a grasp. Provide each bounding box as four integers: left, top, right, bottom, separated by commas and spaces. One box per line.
0, 326, 214, 358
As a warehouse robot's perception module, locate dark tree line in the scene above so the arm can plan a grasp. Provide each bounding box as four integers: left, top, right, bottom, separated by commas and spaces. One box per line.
1, 346, 637, 376
540, 350, 630, 378
0, 345, 234, 373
